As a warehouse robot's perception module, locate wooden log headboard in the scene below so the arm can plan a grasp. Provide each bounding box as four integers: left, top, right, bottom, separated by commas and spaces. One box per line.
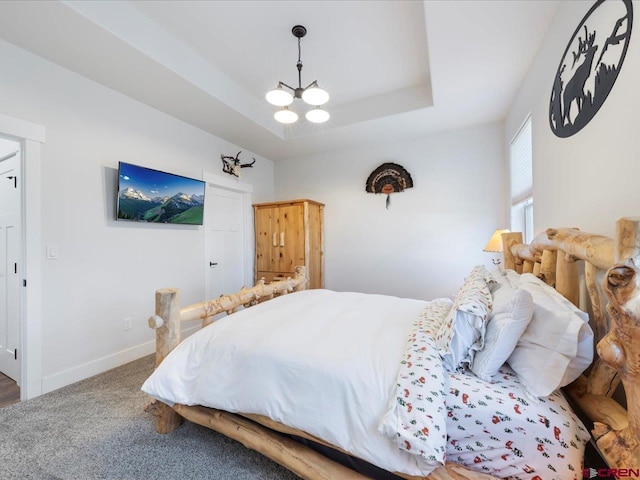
502, 216, 640, 470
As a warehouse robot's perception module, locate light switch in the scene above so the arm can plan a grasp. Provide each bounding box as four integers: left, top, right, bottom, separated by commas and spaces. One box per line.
46, 245, 59, 260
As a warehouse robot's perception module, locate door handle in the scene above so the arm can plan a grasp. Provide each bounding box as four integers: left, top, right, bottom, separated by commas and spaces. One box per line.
209, 262, 218, 267
273, 233, 277, 247
280, 231, 285, 247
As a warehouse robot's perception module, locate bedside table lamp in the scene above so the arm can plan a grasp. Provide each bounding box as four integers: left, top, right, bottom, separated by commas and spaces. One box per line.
483, 229, 510, 265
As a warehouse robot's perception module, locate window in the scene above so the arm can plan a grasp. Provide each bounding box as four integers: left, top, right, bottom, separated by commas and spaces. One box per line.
510, 116, 533, 243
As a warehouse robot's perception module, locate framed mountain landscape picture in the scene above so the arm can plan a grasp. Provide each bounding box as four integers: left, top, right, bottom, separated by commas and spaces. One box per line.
116, 162, 205, 225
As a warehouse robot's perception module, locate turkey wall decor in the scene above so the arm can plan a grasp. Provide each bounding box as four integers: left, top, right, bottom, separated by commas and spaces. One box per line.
365, 162, 413, 209
549, 0, 633, 138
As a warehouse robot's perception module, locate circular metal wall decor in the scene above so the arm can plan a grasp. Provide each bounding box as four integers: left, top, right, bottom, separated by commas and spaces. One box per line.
365, 162, 413, 209
549, 0, 632, 138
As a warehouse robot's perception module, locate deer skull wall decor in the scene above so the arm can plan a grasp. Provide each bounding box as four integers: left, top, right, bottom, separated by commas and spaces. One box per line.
221, 151, 256, 178
549, 0, 632, 138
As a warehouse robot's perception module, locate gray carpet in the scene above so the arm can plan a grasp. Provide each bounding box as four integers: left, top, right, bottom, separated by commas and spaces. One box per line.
0, 355, 299, 480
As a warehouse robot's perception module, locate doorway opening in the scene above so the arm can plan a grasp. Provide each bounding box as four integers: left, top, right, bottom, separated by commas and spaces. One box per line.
0, 112, 45, 401
0, 136, 22, 405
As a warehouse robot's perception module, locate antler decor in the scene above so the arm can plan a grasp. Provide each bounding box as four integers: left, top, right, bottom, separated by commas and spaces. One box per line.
221, 151, 256, 178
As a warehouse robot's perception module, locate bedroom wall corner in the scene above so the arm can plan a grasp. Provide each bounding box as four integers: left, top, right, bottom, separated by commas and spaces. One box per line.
274, 122, 507, 300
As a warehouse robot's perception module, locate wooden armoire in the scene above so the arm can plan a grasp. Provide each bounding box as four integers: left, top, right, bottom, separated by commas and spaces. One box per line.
253, 199, 324, 289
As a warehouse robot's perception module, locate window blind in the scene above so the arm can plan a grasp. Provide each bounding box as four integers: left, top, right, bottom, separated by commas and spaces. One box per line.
510, 117, 532, 205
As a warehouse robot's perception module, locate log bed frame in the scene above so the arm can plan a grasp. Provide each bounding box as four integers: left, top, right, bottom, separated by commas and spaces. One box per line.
146, 217, 640, 479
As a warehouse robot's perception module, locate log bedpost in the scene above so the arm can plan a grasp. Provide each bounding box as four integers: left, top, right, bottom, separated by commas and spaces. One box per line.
146, 288, 184, 433
501, 232, 523, 272
293, 265, 307, 291
152, 288, 181, 367
592, 217, 640, 465
596, 259, 640, 469
586, 218, 640, 398
615, 216, 640, 263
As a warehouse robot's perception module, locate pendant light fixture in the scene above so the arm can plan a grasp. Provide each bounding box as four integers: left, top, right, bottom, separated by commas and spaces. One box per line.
266, 25, 330, 124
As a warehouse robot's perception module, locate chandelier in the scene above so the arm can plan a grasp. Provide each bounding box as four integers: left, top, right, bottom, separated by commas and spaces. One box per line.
266, 25, 330, 124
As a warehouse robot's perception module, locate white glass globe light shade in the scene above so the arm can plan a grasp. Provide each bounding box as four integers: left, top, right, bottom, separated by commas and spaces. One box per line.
305, 108, 330, 124
301, 86, 329, 106
266, 86, 294, 107
274, 107, 299, 124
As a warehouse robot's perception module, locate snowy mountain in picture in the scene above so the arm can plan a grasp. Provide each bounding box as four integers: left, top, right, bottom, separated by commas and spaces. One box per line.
120, 187, 154, 202
117, 162, 205, 225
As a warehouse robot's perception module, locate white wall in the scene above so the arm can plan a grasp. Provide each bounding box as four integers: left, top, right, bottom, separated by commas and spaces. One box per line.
275, 123, 507, 300
506, 0, 640, 238
0, 39, 275, 393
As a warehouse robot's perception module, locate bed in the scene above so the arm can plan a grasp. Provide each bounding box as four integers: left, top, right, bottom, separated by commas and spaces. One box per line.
141, 217, 640, 479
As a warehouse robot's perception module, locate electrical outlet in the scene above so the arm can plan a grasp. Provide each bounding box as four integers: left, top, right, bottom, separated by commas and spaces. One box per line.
123, 318, 133, 331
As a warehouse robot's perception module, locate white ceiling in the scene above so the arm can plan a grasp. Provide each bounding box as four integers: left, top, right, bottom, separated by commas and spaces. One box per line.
0, 0, 558, 161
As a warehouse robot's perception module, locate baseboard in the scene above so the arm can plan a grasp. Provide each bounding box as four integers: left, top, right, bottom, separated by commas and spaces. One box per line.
40, 325, 200, 395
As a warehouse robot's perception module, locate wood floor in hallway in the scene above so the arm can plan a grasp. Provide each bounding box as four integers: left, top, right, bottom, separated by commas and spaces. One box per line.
0, 371, 20, 408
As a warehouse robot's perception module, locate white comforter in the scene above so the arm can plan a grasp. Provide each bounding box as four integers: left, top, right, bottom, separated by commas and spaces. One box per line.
142, 289, 434, 475
142, 289, 589, 479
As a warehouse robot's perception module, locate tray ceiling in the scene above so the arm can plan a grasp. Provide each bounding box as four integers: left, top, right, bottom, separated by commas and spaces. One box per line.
0, 1, 558, 160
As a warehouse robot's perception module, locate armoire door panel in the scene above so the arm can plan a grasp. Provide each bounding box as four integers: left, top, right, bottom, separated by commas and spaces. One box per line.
255, 207, 278, 272
277, 204, 304, 273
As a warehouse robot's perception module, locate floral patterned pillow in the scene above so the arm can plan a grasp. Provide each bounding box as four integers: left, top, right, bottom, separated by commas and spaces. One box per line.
435, 275, 493, 372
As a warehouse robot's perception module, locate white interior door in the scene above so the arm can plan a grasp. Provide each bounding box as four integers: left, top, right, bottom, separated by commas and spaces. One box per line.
0, 141, 21, 382
205, 186, 247, 300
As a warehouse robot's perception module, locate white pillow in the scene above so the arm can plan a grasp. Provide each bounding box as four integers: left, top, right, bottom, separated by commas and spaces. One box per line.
489, 267, 519, 290
441, 310, 485, 371
503, 269, 522, 288
436, 275, 492, 372
507, 273, 594, 398
471, 283, 534, 382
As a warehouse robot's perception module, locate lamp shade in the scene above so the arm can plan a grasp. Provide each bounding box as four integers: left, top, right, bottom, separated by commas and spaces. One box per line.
301, 86, 329, 106
266, 86, 294, 106
483, 229, 510, 252
274, 107, 298, 124
305, 107, 330, 124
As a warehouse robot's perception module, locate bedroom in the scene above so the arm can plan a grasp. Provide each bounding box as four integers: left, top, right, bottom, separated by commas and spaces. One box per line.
0, 0, 638, 477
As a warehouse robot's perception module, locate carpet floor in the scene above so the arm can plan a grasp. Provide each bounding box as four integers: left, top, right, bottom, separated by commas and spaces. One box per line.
0, 355, 298, 480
